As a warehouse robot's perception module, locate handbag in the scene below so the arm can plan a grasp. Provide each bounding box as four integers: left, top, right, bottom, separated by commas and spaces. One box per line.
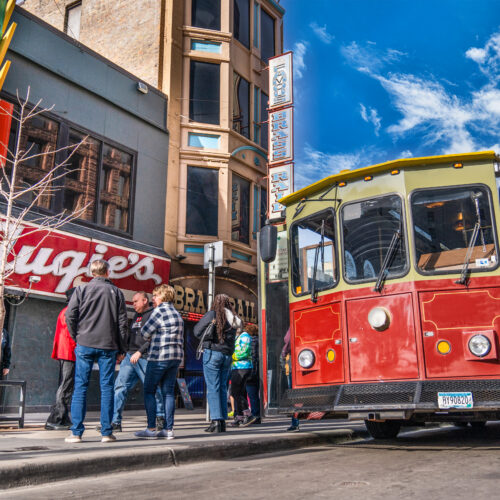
196, 320, 215, 360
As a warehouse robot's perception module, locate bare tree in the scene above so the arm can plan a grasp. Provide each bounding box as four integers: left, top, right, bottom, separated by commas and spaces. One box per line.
0, 88, 89, 369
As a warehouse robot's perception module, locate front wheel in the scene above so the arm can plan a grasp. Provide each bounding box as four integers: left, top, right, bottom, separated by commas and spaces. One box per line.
364, 420, 402, 439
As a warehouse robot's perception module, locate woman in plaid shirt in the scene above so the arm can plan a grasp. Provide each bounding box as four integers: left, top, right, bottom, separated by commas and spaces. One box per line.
135, 284, 184, 440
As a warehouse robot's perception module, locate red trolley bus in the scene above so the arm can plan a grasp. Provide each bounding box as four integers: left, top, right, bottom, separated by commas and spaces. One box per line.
259, 151, 500, 438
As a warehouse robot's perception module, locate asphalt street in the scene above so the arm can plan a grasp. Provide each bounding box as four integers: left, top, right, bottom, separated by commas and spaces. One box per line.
3, 422, 500, 500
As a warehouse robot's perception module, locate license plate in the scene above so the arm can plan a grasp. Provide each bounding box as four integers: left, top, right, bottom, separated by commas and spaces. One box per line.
437, 392, 473, 409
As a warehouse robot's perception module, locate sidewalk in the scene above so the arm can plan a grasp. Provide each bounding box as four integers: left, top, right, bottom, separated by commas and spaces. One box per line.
0, 410, 367, 490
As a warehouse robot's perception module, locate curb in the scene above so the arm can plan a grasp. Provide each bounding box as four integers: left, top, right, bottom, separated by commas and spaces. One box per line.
0, 429, 366, 490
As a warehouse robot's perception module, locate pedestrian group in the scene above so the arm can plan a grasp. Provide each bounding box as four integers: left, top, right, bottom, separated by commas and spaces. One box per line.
38, 258, 264, 442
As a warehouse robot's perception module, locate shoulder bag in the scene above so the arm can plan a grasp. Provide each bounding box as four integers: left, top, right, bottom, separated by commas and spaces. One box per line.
196, 320, 215, 360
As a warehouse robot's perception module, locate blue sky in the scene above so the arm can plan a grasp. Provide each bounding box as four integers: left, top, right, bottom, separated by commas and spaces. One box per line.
280, 0, 500, 188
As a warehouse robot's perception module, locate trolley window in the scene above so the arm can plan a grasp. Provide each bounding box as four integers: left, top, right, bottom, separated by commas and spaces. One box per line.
342, 195, 407, 282
291, 209, 337, 295
411, 186, 497, 274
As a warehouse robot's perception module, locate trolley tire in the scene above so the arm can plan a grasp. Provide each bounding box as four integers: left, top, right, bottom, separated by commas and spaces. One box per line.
470, 421, 487, 429
364, 420, 402, 439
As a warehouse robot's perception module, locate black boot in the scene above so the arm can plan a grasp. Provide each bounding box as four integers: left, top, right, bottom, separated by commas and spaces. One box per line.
204, 420, 220, 433
220, 419, 226, 432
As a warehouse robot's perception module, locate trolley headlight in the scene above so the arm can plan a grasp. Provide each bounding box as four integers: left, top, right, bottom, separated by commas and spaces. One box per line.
368, 307, 391, 331
298, 349, 315, 369
468, 335, 491, 357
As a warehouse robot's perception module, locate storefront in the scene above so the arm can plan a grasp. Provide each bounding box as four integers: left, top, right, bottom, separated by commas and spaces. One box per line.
1, 8, 170, 411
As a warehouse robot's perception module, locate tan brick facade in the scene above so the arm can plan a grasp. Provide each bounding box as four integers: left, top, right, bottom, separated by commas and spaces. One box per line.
22, 0, 162, 87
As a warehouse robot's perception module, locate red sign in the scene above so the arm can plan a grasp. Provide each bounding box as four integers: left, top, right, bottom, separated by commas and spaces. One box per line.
4, 220, 170, 303
0, 100, 13, 168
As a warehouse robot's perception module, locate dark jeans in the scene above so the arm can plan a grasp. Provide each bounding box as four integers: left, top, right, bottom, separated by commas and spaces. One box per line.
246, 382, 261, 418
46, 360, 75, 425
70, 345, 117, 437
230, 369, 251, 417
143, 359, 180, 430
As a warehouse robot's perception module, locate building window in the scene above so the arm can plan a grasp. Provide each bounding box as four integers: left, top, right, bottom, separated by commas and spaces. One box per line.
233, 0, 250, 48
186, 166, 218, 236
253, 2, 260, 48
232, 174, 250, 244
65, 1, 82, 40
260, 187, 267, 228
232, 73, 250, 138
99, 144, 133, 232
63, 130, 99, 222
7, 100, 135, 235
260, 8, 275, 64
190, 60, 220, 125
253, 88, 268, 149
192, 0, 221, 31
10, 114, 59, 210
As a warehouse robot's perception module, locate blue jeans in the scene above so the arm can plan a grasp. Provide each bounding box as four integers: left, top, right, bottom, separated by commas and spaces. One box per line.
203, 349, 232, 421
112, 353, 165, 424
246, 383, 261, 418
71, 344, 117, 437
143, 359, 181, 430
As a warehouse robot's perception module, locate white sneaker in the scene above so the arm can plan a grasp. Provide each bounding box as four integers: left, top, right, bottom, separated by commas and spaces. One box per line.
101, 434, 117, 443
158, 429, 174, 440
64, 434, 82, 443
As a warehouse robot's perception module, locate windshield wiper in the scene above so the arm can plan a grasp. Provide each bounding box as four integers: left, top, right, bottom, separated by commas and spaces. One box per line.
373, 229, 401, 293
456, 222, 481, 285
311, 220, 325, 303
456, 193, 486, 285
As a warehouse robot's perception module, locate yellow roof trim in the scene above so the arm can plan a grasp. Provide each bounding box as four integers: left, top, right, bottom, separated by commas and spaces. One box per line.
280, 151, 498, 206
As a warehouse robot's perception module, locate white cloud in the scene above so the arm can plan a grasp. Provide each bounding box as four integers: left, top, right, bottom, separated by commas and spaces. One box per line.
294, 145, 362, 189
341, 42, 406, 73
466, 32, 500, 78
293, 41, 307, 79
399, 150, 414, 158
360, 103, 382, 136
341, 29, 500, 156
309, 22, 334, 44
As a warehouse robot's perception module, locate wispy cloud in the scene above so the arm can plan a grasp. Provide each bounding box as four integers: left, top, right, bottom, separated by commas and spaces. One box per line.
293, 41, 307, 79
466, 31, 500, 79
341, 42, 406, 73
295, 144, 363, 189
341, 30, 500, 155
309, 22, 334, 44
360, 104, 381, 136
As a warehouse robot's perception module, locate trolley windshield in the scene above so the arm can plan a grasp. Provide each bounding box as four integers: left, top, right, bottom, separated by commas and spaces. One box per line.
411, 185, 497, 273
341, 195, 407, 282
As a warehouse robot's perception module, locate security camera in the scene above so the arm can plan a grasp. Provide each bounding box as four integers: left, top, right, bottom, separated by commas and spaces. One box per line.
29, 276, 41, 283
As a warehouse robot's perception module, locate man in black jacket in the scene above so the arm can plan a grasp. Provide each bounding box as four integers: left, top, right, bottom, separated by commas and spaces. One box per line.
65, 259, 128, 443
98, 292, 165, 432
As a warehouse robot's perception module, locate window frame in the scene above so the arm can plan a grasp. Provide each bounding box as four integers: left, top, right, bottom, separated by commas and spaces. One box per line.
189, 59, 221, 126
64, 1, 82, 40
340, 192, 410, 285
233, 0, 250, 49
232, 72, 250, 139
289, 207, 339, 298
191, 0, 221, 31
259, 7, 276, 64
2, 93, 137, 238
409, 183, 500, 277
185, 165, 219, 237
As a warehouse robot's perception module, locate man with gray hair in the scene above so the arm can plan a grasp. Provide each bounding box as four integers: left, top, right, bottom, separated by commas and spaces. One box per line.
65, 259, 128, 443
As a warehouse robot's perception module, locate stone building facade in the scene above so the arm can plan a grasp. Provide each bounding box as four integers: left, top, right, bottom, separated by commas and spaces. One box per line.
21, 0, 285, 398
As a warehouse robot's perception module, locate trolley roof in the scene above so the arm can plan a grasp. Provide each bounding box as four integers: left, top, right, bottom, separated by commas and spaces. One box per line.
279, 150, 498, 207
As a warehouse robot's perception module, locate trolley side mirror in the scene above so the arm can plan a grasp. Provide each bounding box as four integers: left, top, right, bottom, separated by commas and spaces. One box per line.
260, 224, 277, 263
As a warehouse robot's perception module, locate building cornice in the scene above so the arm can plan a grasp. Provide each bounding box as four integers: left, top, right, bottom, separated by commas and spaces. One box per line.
182, 26, 233, 43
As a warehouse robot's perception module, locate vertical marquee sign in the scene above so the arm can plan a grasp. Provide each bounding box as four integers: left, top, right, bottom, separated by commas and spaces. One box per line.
267, 51, 294, 221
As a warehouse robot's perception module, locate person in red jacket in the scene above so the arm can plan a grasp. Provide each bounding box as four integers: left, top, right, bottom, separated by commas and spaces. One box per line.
45, 288, 76, 430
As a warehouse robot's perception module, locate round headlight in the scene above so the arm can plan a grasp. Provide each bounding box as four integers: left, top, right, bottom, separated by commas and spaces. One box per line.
468, 335, 491, 357
298, 349, 315, 369
368, 307, 391, 331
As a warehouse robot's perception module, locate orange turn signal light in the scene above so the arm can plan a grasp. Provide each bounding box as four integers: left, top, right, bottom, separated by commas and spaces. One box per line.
391, 169, 400, 175
453, 162, 463, 169
364, 175, 373, 181
338, 181, 347, 187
